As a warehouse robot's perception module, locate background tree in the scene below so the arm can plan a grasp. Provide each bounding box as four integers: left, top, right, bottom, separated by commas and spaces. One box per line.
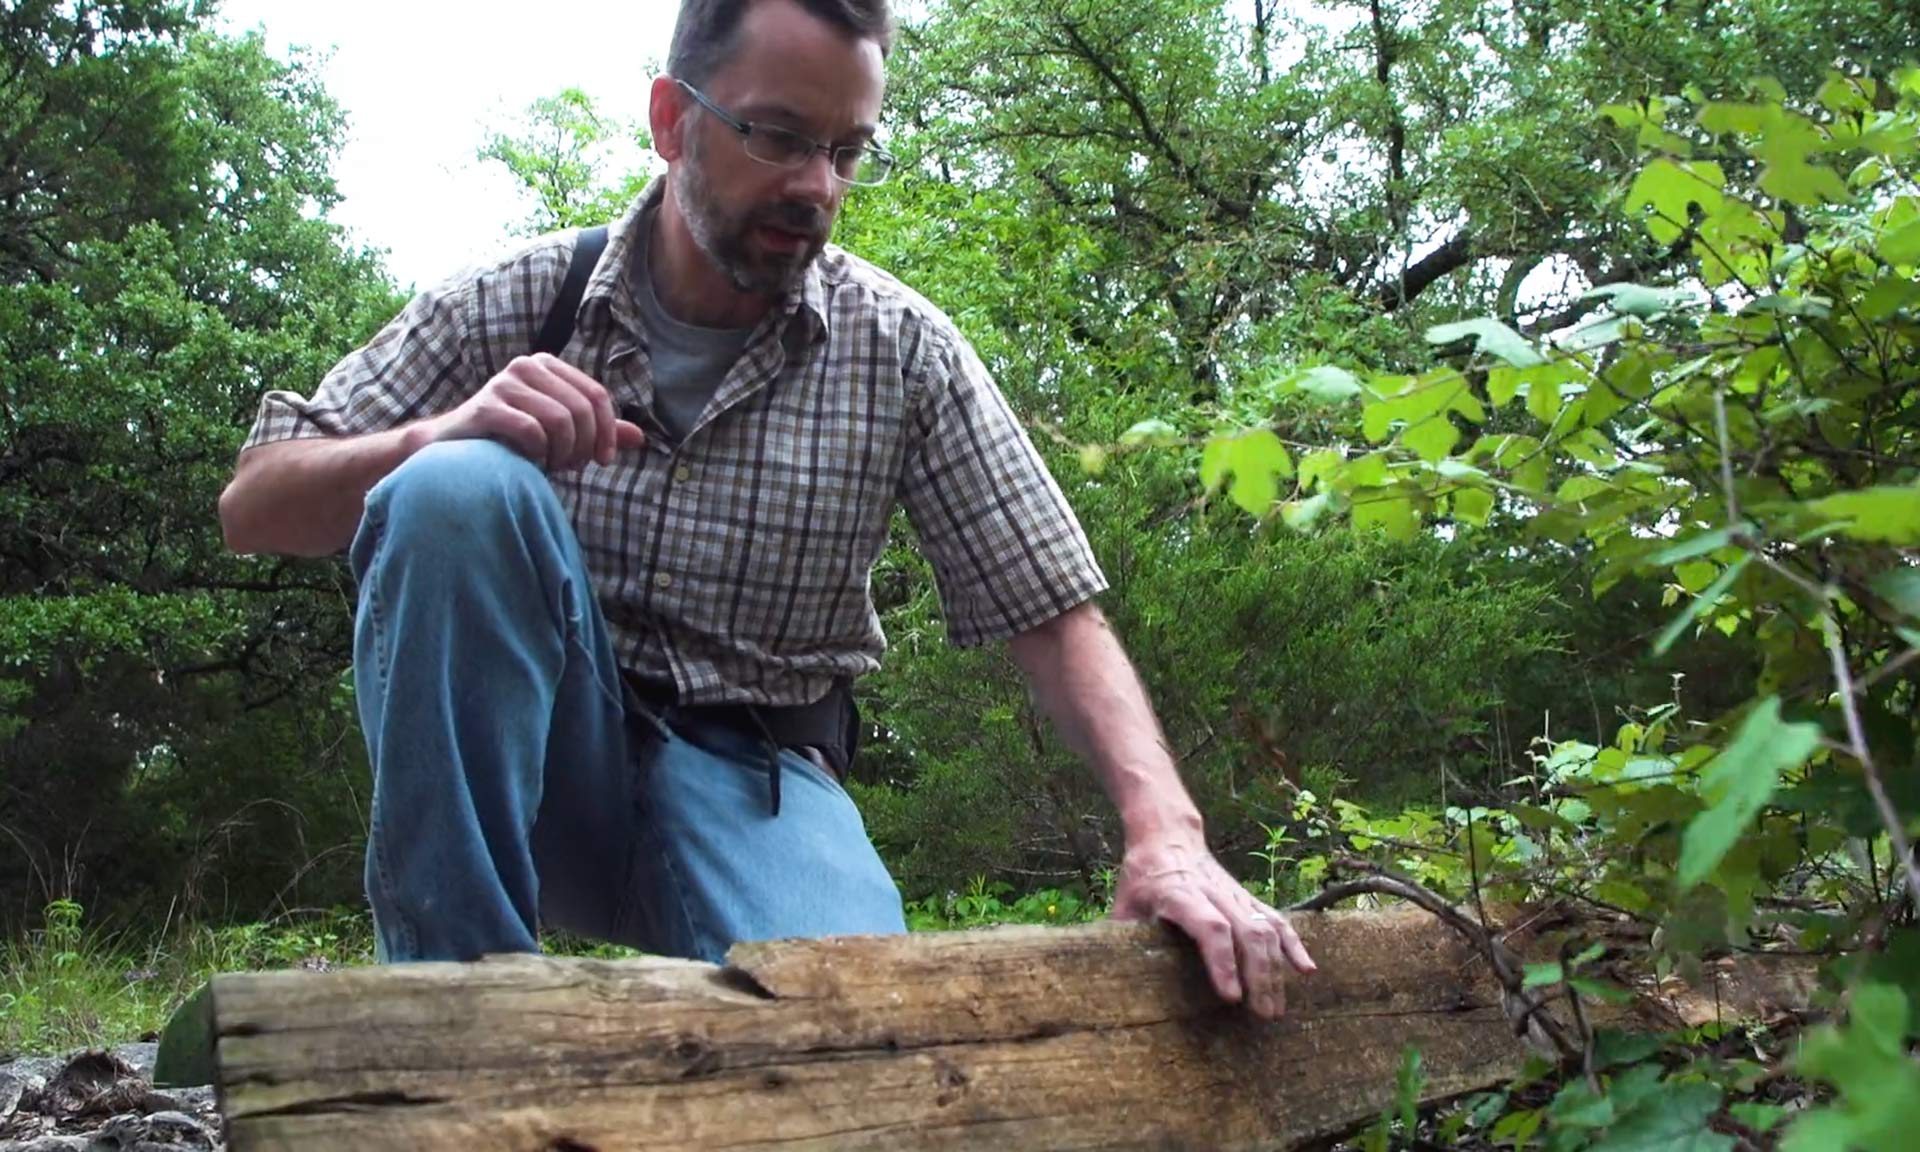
0, 1, 400, 928
477, 87, 653, 234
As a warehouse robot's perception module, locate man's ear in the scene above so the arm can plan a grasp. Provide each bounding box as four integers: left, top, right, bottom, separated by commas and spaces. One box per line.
649, 76, 689, 163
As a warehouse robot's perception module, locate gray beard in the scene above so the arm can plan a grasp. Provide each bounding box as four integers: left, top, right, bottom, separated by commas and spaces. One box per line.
674, 141, 821, 297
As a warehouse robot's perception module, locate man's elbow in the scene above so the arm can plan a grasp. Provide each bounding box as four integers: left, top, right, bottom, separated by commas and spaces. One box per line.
217, 475, 260, 555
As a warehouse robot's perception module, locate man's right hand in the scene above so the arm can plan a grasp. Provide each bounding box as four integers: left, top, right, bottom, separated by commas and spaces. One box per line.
413, 353, 645, 472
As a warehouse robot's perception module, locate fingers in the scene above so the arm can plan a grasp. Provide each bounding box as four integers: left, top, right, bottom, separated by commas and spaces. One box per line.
469, 405, 549, 467
1234, 901, 1285, 1019
536, 354, 621, 466
1155, 891, 1243, 1006
1129, 860, 1314, 1020
1271, 908, 1317, 975
479, 355, 631, 472
494, 379, 579, 469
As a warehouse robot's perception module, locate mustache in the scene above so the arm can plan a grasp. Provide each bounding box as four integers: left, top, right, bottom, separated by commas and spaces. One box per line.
752, 202, 830, 240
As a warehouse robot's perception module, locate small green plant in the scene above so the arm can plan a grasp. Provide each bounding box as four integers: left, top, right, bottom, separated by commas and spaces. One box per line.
904, 877, 1104, 930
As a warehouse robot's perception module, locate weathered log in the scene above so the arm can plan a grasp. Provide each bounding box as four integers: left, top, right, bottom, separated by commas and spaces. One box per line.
166, 909, 1816, 1151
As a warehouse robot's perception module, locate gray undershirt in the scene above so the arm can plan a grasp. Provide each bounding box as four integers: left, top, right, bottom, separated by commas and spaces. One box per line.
630, 220, 752, 442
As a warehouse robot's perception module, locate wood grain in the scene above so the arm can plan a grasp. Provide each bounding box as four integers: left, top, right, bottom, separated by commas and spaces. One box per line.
195, 909, 1807, 1151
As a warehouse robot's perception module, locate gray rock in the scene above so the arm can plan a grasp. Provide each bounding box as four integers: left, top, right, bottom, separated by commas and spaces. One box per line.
0, 1058, 61, 1088
102, 1052, 155, 1086
0, 1069, 24, 1119
2, 1136, 90, 1151
84, 1111, 214, 1150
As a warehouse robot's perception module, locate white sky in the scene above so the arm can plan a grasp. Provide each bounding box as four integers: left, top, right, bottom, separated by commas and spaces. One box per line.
216, 1, 679, 290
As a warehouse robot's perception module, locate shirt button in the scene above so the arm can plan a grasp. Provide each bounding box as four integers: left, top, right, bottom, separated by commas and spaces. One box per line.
654, 572, 673, 591
673, 464, 693, 483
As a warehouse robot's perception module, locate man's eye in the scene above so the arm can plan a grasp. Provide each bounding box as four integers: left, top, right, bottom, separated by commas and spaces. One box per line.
758, 128, 813, 159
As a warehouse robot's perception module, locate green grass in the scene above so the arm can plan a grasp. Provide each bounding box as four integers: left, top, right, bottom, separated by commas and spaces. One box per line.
0, 899, 375, 1057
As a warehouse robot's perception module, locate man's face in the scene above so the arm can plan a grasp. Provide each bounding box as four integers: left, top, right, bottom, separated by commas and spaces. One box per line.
672, 0, 885, 296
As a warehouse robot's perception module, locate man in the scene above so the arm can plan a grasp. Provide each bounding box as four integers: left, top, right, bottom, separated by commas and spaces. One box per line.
219, 0, 1314, 1018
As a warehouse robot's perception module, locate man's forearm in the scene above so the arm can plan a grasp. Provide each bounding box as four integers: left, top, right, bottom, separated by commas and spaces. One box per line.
1006, 601, 1204, 847
219, 424, 429, 557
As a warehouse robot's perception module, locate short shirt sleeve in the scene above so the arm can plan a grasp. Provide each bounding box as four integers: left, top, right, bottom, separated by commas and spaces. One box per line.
900, 331, 1109, 647
240, 277, 479, 451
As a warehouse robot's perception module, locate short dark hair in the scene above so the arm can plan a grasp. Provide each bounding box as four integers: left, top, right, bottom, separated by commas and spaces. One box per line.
668, 0, 895, 87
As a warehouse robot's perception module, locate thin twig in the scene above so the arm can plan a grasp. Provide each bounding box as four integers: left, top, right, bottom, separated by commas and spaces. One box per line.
1825, 619, 1920, 902
1561, 937, 1600, 1094
1714, 386, 1740, 525
1290, 858, 1583, 1064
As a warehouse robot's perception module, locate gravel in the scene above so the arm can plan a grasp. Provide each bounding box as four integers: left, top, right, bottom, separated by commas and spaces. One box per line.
0, 1046, 220, 1152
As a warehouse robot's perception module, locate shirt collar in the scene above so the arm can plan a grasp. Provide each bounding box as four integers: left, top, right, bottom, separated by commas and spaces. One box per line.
588, 179, 829, 345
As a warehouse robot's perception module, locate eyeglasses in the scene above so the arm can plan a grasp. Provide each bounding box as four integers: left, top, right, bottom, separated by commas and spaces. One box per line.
674, 80, 896, 187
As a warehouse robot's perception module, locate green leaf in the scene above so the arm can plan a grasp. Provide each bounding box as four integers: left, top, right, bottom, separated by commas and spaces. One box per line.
1626, 158, 1726, 243
1569, 977, 1633, 1004
1699, 102, 1770, 135
1290, 365, 1363, 404
1559, 314, 1638, 351
1655, 555, 1751, 657
1677, 697, 1822, 890
1492, 1107, 1544, 1148
1593, 1029, 1666, 1070
1651, 525, 1745, 566
1078, 445, 1109, 475
1861, 275, 1920, 319
1282, 492, 1331, 532
1548, 1081, 1615, 1129
1880, 218, 1920, 265
1805, 485, 1920, 544
1201, 430, 1293, 517
1345, 453, 1391, 487
1728, 1103, 1786, 1133
1487, 365, 1523, 408
1403, 416, 1461, 462
1741, 293, 1832, 318
1675, 560, 1719, 594
1512, 453, 1551, 495
1527, 370, 1567, 425
1452, 487, 1494, 526
1118, 418, 1182, 447
1871, 568, 1920, 619
1590, 1082, 1731, 1152
1582, 283, 1696, 318
1298, 450, 1346, 492
1522, 961, 1564, 988
1351, 488, 1417, 540
1787, 983, 1920, 1152
1426, 318, 1545, 367
1760, 156, 1850, 205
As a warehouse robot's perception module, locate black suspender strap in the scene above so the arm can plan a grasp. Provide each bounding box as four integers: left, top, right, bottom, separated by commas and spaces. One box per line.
531, 225, 610, 357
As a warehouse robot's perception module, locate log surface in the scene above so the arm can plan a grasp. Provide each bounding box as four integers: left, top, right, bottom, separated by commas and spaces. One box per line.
197, 909, 1808, 1151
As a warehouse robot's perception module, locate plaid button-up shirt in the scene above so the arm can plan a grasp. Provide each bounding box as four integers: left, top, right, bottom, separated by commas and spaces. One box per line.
243, 183, 1108, 706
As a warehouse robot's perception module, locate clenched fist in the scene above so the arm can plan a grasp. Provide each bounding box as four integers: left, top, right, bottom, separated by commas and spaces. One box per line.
417, 353, 645, 471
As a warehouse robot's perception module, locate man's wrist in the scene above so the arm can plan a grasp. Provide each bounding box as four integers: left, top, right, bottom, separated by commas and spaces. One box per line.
1118, 797, 1206, 851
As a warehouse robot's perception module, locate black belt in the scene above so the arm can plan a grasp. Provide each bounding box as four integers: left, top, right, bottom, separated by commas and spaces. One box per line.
620, 671, 859, 817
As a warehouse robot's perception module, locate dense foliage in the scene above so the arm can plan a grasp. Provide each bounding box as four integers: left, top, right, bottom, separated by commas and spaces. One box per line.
0, 0, 400, 924
1118, 71, 1920, 1149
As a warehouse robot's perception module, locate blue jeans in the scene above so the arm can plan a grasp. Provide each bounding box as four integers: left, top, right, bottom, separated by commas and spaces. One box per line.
347, 439, 907, 964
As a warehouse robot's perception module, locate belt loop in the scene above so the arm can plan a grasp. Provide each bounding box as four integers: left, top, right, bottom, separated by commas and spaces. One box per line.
743, 704, 783, 818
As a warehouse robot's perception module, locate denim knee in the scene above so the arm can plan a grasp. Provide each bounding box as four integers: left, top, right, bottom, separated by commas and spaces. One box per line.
357, 439, 565, 574
369, 439, 551, 530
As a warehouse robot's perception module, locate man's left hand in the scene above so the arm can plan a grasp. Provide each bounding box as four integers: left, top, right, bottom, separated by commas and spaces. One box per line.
1109, 836, 1316, 1019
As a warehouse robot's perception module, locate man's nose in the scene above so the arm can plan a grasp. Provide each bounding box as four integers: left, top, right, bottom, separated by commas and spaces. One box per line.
784, 149, 839, 209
